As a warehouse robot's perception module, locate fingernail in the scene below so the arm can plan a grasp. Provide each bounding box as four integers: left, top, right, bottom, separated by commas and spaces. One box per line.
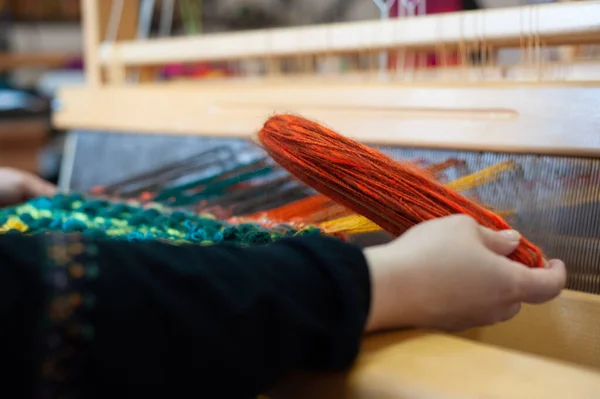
547, 259, 563, 269
500, 229, 521, 242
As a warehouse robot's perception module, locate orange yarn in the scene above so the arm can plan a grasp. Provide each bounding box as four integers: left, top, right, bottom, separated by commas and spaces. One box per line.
251, 195, 334, 221
245, 159, 460, 223
257, 114, 544, 268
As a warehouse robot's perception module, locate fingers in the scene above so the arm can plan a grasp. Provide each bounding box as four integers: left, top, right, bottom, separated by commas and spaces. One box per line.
510, 259, 567, 304
496, 302, 522, 323
477, 223, 566, 304
478, 226, 521, 256
21, 173, 57, 199
445, 301, 522, 332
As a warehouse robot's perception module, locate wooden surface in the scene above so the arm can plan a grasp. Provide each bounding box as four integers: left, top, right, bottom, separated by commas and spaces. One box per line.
0, 119, 48, 141
0, 52, 76, 72
100, 1, 600, 66
0, 150, 40, 173
458, 289, 600, 369
0, 119, 48, 173
53, 84, 600, 157
273, 332, 600, 399
271, 290, 600, 399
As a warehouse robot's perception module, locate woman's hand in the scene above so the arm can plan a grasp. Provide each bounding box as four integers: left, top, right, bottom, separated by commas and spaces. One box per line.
0, 168, 57, 207
364, 214, 566, 333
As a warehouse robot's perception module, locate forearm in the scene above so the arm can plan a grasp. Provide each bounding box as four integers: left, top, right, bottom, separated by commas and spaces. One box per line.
89, 235, 371, 396
363, 243, 419, 333
0, 233, 371, 398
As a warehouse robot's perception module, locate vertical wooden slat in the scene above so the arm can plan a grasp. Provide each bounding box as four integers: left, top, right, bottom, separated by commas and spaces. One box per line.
81, 0, 140, 86
106, 0, 141, 84
82, 0, 105, 86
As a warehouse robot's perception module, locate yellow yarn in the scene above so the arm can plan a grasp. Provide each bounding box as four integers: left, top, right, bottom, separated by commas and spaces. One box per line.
321, 161, 520, 235
445, 161, 518, 192
0, 217, 29, 233
321, 214, 381, 235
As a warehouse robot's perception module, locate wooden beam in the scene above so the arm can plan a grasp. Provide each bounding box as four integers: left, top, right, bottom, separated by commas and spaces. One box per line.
100, 1, 600, 67
457, 289, 600, 369
52, 83, 600, 157
0, 52, 78, 72
272, 332, 600, 399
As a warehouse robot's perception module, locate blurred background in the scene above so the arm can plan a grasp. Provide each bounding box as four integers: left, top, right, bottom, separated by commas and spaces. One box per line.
0, 0, 559, 184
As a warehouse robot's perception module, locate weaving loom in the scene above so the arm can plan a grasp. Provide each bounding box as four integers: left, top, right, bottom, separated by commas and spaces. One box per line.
45, 0, 600, 397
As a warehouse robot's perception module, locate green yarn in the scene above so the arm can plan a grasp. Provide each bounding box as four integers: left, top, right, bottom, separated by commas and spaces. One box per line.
153, 160, 273, 203
0, 193, 321, 247
169, 166, 275, 206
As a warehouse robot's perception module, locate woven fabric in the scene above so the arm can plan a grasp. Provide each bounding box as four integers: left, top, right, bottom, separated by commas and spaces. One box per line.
0, 194, 321, 246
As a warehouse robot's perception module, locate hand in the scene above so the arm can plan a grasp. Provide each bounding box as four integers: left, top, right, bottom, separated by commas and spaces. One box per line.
0, 168, 57, 207
364, 214, 566, 333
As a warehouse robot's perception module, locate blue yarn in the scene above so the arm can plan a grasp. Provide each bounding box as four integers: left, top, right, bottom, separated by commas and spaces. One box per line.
50, 218, 64, 229
154, 215, 171, 226
183, 219, 196, 233
19, 213, 35, 224
63, 218, 88, 232
37, 218, 53, 228
128, 212, 152, 227
125, 232, 146, 242
170, 211, 187, 223
98, 208, 121, 218
188, 229, 208, 242
85, 228, 107, 239
28, 197, 55, 210
142, 208, 161, 220
243, 231, 272, 245
79, 199, 110, 216
213, 231, 224, 243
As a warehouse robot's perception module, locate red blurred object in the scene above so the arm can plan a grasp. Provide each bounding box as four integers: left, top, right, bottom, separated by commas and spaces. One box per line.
162, 62, 234, 80
388, 0, 464, 69
389, 0, 463, 16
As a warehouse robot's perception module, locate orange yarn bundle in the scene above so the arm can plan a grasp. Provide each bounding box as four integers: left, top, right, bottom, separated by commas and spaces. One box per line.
245, 159, 459, 223
257, 114, 544, 268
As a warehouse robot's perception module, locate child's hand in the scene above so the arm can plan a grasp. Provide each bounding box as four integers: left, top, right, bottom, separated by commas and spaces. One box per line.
0, 168, 57, 207
364, 215, 566, 333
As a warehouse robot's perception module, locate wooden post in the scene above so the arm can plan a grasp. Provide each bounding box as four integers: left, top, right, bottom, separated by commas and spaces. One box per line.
81, 0, 140, 86
82, 0, 105, 86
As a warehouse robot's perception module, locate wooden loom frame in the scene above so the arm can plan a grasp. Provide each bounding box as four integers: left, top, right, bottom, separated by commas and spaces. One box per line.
55, 0, 600, 157
53, 1, 600, 398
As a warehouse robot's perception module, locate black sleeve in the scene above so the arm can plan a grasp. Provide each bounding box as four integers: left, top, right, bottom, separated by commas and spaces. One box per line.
0, 233, 371, 398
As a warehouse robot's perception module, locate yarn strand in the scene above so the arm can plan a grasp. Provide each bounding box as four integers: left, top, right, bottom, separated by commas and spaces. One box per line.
257, 114, 544, 268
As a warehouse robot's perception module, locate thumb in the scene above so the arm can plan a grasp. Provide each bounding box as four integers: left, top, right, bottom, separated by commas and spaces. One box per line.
513, 259, 567, 304
478, 226, 521, 256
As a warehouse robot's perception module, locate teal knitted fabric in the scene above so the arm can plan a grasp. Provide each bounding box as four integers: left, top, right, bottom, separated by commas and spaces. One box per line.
0, 193, 321, 246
